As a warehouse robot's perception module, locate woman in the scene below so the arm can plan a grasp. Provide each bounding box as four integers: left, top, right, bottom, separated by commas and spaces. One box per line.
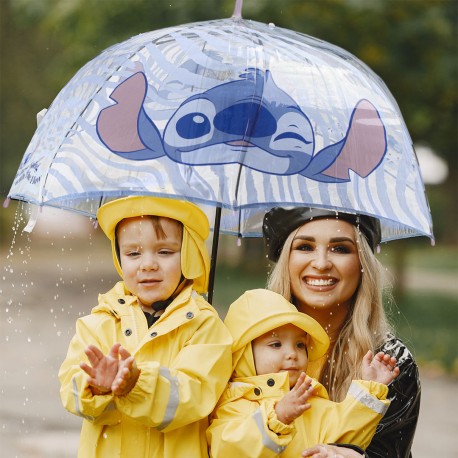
262, 207, 420, 458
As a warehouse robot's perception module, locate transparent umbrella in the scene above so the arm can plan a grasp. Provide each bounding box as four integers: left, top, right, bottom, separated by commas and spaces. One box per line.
5, 1, 433, 300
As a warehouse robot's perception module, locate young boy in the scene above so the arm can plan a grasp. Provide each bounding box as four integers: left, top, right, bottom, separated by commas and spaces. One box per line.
59, 195, 232, 458
207, 289, 399, 457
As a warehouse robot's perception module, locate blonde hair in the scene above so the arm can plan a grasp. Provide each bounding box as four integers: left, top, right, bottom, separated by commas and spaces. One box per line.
267, 225, 392, 401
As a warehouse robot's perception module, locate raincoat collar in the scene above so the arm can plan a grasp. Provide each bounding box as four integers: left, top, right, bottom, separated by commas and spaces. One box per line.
93, 280, 196, 318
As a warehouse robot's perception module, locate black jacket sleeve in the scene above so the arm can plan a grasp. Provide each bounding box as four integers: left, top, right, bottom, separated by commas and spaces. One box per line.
366, 335, 421, 457
335, 335, 421, 458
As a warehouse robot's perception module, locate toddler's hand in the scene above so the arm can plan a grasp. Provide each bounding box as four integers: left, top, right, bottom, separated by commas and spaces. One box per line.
362, 350, 400, 385
81, 343, 121, 395
275, 372, 314, 424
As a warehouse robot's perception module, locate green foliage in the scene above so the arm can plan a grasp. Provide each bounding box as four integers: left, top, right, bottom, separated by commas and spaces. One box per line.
1, 0, 457, 242
392, 293, 458, 372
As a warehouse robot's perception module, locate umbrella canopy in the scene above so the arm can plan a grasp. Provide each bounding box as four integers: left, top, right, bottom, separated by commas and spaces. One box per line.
7, 14, 433, 245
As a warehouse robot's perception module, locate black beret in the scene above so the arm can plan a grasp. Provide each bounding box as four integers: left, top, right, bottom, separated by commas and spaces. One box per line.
263, 207, 381, 262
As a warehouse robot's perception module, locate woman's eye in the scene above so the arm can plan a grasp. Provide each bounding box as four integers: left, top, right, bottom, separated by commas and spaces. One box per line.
294, 243, 314, 252
330, 245, 350, 254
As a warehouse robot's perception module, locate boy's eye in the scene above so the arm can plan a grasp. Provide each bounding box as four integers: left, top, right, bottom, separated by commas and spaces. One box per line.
269, 342, 282, 348
296, 342, 306, 350
158, 249, 175, 255
127, 250, 140, 257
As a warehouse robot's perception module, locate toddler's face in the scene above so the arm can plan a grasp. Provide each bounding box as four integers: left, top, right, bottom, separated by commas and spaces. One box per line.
252, 323, 308, 388
117, 216, 182, 307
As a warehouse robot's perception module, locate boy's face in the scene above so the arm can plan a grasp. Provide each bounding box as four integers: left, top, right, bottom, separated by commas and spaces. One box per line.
252, 323, 308, 388
117, 216, 183, 307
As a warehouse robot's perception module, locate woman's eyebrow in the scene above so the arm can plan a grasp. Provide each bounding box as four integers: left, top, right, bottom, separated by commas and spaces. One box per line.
292, 235, 355, 244
329, 237, 355, 244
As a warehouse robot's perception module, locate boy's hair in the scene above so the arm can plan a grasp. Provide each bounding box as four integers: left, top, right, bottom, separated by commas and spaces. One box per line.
97, 196, 210, 293
114, 215, 182, 269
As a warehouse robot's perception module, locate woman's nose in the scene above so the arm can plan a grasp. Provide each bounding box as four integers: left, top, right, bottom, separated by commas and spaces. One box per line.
310, 249, 332, 270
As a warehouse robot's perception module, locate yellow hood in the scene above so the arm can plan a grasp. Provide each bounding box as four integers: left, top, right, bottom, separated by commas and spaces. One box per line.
97, 195, 210, 293
225, 289, 330, 377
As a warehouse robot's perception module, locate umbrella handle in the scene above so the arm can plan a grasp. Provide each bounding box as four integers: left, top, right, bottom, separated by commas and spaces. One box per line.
207, 207, 222, 305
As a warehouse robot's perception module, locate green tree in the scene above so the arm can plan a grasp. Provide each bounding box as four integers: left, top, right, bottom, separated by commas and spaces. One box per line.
1, 0, 456, 244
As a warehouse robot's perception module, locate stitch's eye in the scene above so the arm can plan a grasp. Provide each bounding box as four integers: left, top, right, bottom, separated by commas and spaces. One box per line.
164, 98, 216, 148
176, 113, 211, 139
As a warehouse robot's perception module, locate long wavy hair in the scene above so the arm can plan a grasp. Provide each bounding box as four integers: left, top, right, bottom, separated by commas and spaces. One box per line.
267, 225, 392, 401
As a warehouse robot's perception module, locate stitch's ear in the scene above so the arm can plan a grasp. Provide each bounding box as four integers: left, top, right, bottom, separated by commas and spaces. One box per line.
97, 72, 164, 160
322, 99, 386, 180
306, 99, 387, 182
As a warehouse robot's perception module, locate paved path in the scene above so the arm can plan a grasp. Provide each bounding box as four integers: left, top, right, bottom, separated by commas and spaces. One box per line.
1, 231, 457, 457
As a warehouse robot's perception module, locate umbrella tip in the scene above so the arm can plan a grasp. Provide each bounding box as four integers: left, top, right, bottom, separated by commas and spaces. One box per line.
3, 197, 10, 208
232, 0, 243, 19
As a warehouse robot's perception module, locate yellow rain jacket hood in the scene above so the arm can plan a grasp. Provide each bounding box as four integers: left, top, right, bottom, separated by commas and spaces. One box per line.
97, 195, 210, 293
224, 289, 330, 378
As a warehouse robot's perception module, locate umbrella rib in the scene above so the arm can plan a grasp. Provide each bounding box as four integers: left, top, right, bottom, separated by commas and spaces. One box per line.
40, 45, 151, 201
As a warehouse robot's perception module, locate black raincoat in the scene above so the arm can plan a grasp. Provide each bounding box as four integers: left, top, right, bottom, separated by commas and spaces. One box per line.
336, 334, 421, 457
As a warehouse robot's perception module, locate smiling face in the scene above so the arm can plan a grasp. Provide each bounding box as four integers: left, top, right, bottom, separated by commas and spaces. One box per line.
288, 218, 361, 316
252, 323, 309, 388
117, 216, 183, 307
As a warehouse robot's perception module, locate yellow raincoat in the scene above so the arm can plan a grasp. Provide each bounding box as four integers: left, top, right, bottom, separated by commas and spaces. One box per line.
59, 281, 232, 458
207, 289, 390, 457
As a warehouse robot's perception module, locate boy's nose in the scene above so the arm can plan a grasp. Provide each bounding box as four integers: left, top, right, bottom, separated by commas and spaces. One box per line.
141, 255, 159, 271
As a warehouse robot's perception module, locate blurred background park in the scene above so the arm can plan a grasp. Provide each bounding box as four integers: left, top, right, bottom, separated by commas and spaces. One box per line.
0, 0, 457, 456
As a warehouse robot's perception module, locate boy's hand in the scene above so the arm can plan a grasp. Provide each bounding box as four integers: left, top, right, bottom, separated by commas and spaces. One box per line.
361, 350, 400, 385
274, 372, 314, 425
111, 346, 140, 396
80, 343, 121, 395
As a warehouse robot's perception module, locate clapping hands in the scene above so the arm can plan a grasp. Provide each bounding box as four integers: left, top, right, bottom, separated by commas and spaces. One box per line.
80, 343, 140, 396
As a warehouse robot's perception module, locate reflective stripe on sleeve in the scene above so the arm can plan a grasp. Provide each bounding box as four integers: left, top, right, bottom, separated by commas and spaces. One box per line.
252, 408, 286, 454
72, 377, 95, 421
348, 381, 389, 415
156, 367, 180, 431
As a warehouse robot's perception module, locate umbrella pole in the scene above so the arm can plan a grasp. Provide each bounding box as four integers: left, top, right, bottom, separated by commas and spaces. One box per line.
207, 206, 222, 305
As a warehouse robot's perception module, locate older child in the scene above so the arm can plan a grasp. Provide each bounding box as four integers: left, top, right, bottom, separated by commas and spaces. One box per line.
59, 195, 232, 458
207, 289, 399, 457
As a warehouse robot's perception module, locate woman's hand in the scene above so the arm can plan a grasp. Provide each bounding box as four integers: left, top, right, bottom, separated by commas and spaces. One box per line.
302, 444, 364, 458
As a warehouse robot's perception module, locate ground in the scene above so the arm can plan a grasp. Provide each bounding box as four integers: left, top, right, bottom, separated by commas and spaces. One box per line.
0, 225, 457, 457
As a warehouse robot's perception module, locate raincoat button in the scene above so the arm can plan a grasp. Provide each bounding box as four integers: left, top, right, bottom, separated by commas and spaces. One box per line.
186, 312, 194, 319
254, 388, 261, 396
124, 328, 132, 336
267, 378, 275, 387
150, 331, 157, 338
118, 298, 125, 304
